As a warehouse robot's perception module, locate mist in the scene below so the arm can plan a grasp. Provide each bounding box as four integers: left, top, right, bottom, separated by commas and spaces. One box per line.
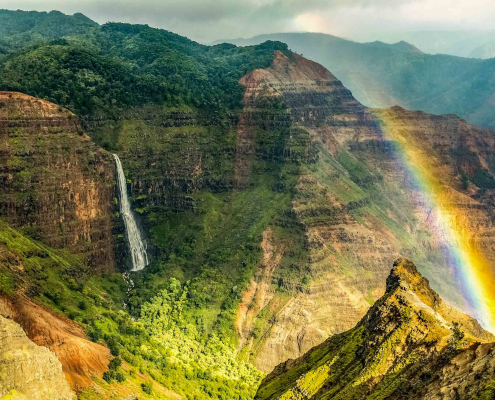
3, 0, 495, 44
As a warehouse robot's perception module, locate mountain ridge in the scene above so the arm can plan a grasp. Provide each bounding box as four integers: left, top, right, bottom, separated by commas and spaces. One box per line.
221, 31, 495, 129
255, 258, 495, 400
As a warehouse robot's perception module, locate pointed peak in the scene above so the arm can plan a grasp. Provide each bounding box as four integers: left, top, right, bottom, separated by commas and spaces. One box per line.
386, 258, 440, 307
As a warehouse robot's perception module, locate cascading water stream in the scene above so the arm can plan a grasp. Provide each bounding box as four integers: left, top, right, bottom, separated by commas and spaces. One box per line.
113, 154, 149, 272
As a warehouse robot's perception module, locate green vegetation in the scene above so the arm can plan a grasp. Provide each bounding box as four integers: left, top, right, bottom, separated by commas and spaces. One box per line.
123, 122, 310, 348
0, 18, 292, 115
0, 220, 262, 399
447, 321, 465, 351
0, 9, 98, 55
472, 168, 495, 189
471, 380, 495, 400
141, 381, 153, 395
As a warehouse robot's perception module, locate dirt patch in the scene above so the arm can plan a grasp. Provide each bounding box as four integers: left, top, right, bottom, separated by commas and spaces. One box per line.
235, 227, 286, 347
0, 294, 109, 390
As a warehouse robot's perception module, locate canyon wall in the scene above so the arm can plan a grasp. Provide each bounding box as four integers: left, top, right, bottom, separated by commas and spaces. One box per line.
234, 52, 495, 371
81, 50, 495, 373
0, 92, 120, 272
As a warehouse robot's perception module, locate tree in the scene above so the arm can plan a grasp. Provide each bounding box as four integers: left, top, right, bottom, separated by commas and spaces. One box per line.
448, 321, 465, 350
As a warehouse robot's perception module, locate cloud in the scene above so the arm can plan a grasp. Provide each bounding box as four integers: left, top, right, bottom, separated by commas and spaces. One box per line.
2, 0, 495, 43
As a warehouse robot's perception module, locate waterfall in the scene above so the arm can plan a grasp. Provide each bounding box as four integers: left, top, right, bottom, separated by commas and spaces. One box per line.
113, 154, 149, 272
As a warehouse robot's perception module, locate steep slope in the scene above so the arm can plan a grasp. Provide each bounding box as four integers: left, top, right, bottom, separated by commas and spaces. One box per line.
226, 50, 495, 373
0, 315, 76, 399
255, 259, 495, 400
223, 32, 495, 129
0, 91, 120, 272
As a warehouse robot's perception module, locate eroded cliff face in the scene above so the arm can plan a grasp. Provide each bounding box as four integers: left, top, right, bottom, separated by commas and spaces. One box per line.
234, 52, 412, 372
0, 314, 76, 400
0, 92, 119, 272
0, 93, 117, 392
255, 259, 495, 400
233, 52, 495, 372
80, 49, 495, 375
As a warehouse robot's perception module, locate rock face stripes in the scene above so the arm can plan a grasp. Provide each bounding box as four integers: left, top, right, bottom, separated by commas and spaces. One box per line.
0, 315, 76, 400
231, 52, 495, 372
0, 92, 119, 272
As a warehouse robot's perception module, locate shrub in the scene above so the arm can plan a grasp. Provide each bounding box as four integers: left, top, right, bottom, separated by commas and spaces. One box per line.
141, 381, 153, 395
102, 370, 115, 383
448, 321, 465, 350
115, 370, 126, 383
109, 357, 122, 370
88, 326, 102, 342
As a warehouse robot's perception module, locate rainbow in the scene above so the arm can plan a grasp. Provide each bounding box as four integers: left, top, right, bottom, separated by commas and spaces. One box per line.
374, 109, 495, 334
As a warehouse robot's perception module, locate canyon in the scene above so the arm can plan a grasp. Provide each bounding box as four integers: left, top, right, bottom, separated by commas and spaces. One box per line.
1, 12, 495, 399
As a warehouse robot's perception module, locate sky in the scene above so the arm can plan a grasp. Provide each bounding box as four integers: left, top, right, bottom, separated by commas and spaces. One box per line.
3, 0, 495, 43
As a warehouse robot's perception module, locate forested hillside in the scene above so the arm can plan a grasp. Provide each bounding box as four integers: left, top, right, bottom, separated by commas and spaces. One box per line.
0, 9, 98, 54
0, 12, 292, 115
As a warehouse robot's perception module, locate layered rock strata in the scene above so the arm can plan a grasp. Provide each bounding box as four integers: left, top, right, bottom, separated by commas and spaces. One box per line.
0, 92, 119, 272
0, 314, 76, 400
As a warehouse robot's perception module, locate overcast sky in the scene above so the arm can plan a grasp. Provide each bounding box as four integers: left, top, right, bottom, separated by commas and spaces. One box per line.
3, 0, 495, 43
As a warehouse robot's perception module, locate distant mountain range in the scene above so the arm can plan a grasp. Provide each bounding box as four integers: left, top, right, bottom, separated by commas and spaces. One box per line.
220, 32, 495, 129
351, 30, 495, 59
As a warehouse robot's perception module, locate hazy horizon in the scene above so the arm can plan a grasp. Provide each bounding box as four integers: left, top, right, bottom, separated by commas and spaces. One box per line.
3, 0, 495, 45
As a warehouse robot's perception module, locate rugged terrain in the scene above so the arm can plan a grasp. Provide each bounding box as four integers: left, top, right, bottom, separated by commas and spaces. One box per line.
225, 50, 495, 372
0, 91, 120, 271
224, 32, 495, 130
255, 259, 495, 400
1, 10, 495, 399
0, 314, 76, 400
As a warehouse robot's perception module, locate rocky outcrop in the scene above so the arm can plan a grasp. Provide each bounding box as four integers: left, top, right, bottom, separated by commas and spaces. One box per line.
0, 314, 76, 400
255, 259, 495, 400
0, 92, 119, 272
0, 295, 110, 389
